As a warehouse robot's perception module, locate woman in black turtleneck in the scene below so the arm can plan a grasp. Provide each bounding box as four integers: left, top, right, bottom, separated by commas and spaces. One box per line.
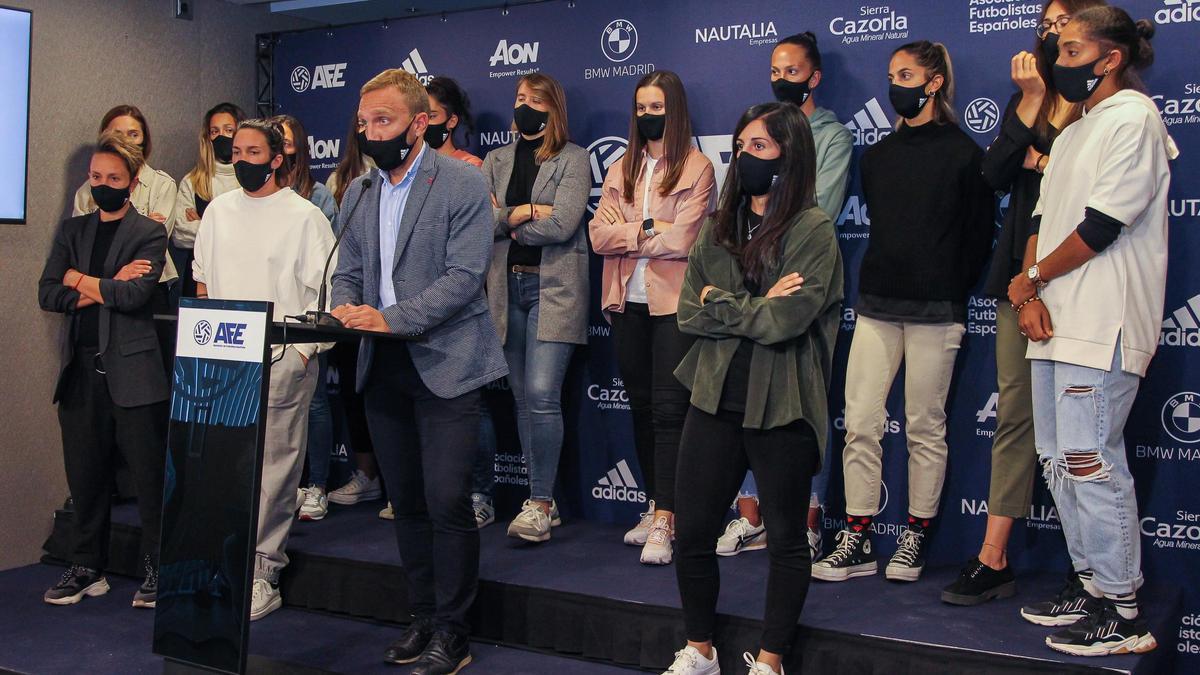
481, 73, 590, 545
813, 40, 994, 586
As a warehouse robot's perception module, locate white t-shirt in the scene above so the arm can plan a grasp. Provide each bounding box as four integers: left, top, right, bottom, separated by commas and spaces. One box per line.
1028, 90, 1178, 376
192, 187, 336, 360
625, 154, 658, 305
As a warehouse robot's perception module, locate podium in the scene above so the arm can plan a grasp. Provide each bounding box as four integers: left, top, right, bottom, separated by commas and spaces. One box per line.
151, 299, 412, 674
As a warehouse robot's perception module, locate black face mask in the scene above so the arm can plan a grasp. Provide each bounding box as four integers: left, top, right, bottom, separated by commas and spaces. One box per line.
772, 77, 812, 106
514, 104, 549, 136
211, 134, 234, 164
1053, 57, 1107, 103
889, 81, 932, 120
91, 184, 130, 213
424, 122, 451, 150
362, 118, 417, 172
737, 152, 781, 197
234, 159, 276, 191
1040, 31, 1060, 69
636, 113, 666, 141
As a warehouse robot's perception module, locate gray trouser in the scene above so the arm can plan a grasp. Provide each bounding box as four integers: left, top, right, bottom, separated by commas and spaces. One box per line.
255, 348, 317, 583
988, 308, 1037, 518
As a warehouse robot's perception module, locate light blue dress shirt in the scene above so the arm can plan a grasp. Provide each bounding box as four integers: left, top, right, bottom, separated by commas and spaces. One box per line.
376, 144, 427, 310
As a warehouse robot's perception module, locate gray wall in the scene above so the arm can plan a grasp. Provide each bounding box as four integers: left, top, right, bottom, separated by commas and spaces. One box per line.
0, 0, 314, 571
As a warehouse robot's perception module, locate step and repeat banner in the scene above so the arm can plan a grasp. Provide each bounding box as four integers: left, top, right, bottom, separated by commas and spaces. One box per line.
270, 0, 1199, 662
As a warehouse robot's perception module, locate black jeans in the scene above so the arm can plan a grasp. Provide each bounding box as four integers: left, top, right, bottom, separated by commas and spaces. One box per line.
58, 357, 167, 570
611, 303, 694, 511
675, 406, 819, 654
364, 342, 481, 636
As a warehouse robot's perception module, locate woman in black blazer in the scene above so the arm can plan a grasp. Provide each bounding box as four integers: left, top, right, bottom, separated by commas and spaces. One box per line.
38, 131, 169, 611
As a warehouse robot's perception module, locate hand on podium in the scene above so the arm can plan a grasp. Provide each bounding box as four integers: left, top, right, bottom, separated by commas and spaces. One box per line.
332, 303, 390, 332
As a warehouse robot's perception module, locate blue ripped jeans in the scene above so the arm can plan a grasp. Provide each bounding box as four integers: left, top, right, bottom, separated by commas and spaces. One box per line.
1030, 348, 1144, 596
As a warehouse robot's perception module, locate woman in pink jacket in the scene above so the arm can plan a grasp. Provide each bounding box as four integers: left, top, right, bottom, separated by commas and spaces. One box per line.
590, 70, 716, 566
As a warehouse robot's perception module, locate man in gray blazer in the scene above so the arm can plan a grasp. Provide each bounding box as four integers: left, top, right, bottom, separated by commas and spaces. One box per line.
331, 69, 506, 675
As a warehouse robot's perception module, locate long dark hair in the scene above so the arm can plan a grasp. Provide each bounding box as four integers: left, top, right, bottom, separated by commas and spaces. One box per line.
235, 118, 289, 188
332, 113, 367, 206
1033, 0, 1106, 136
622, 70, 694, 203
272, 114, 316, 199
1072, 6, 1156, 92
427, 76, 475, 150
99, 105, 152, 160
713, 102, 817, 285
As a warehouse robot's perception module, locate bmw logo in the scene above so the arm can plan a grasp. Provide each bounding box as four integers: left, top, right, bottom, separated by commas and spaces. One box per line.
601, 19, 638, 63
1162, 392, 1200, 444
193, 320, 213, 346
290, 65, 312, 93
964, 97, 1000, 135
586, 136, 628, 213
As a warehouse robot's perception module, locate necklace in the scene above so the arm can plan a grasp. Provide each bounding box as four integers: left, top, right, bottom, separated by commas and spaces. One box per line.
747, 220, 762, 240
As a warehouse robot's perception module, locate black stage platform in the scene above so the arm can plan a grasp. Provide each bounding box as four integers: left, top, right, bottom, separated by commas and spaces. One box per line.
43, 502, 1181, 674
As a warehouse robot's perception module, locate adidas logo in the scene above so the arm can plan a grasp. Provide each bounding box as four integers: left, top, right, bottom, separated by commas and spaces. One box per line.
1087, 77, 1100, 91
845, 97, 893, 146
592, 459, 647, 503
1160, 293, 1200, 347
401, 48, 434, 85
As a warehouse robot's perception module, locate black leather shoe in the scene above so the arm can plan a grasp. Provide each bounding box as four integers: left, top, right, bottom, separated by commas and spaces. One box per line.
410, 631, 471, 675
383, 617, 436, 664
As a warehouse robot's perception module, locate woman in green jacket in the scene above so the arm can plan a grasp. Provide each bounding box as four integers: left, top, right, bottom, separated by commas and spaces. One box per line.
663, 102, 843, 675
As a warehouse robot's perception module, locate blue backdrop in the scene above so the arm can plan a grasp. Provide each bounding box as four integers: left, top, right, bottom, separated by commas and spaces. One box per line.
269, 0, 1200, 665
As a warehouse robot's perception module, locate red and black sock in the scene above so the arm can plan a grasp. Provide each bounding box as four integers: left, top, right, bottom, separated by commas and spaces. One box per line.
846, 515, 872, 533
907, 515, 932, 531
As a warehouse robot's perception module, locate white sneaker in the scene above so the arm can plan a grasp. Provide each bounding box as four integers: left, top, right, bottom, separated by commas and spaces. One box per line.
716, 518, 767, 557
663, 645, 720, 675
327, 470, 382, 505
640, 515, 674, 565
743, 652, 782, 675
378, 502, 394, 520
250, 578, 282, 621
507, 500, 553, 542
472, 493, 495, 529
624, 500, 657, 546
298, 486, 328, 521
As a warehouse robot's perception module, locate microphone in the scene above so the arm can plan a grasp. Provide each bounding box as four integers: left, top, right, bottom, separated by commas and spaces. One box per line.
305, 176, 374, 327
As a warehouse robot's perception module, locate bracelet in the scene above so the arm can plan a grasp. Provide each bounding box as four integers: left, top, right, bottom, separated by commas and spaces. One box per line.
72, 273, 84, 290
1035, 153, 1048, 173
1012, 295, 1041, 313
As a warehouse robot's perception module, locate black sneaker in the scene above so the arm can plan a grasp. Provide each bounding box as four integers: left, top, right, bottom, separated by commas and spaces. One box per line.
384, 617, 436, 664
941, 557, 1017, 606
885, 525, 929, 582
812, 528, 876, 581
410, 630, 472, 675
1020, 570, 1101, 627
133, 554, 158, 608
1046, 599, 1158, 656
44, 565, 110, 605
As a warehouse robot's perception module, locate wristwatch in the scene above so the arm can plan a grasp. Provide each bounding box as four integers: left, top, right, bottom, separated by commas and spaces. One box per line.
1027, 264, 1047, 288
642, 217, 657, 238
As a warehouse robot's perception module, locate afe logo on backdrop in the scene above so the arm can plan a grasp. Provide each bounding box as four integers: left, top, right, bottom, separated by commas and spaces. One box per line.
964, 98, 1000, 134
290, 63, 347, 93
602, 19, 638, 62
1162, 392, 1200, 444
586, 136, 628, 213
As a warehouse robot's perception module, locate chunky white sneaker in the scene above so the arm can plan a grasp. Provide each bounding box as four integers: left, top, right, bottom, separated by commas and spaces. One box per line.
743, 651, 783, 675
472, 493, 495, 529
507, 500, 553, 542
327, 470, 382, 505
298, 486, 328, 521
250, 578, 282, 621
663, 645, 720, 675
640, 515, 674, 565
378, 502, 394, 520
624, 500, 657, 546
716, 517, 767, 557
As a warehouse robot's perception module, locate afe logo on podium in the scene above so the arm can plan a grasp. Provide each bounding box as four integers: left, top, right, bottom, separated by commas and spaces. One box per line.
193, 320, 213, 346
